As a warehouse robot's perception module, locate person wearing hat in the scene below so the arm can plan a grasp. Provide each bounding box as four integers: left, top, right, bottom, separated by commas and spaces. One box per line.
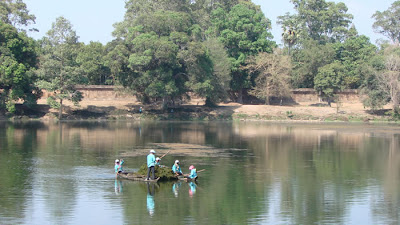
146, 150, 156, 180
188, 165, 197, 179
172, 160, 183, 176
114, 159, 124, 175
155, 157, 161, 166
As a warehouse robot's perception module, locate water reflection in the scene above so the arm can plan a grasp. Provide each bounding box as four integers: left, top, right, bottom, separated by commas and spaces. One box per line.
114, 179, 122, 195
146, 183, 156, 216
172, 182, 181, 197
1, 121, 400, 224
188, 182, 197, 198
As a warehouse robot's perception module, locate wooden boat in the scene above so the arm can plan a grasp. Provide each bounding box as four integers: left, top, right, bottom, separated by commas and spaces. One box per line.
177, 176, 198, 182
117, 172, 160, 182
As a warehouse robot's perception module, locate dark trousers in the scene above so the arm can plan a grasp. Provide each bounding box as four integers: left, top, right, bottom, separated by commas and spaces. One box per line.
147, 166, 155, 179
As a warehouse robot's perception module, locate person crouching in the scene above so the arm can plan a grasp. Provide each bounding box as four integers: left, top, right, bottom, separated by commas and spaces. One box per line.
172, 160, 183, 176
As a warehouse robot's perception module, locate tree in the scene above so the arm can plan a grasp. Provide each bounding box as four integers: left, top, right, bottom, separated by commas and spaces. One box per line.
372, 1, 400, 44
245, 50, 291, 105
278, 0, 353, 44
0, 21, 39, 113
314, 61, 345, 105
203, 38, 232, 104
36, 17, 83, 119
278, 13, 300, 54
377, 46, 400, 113
208, 2, 275, 103
111, 0, 233, 107
290, 39, 336, 88
333, 35, 377, 89
0, 0, 36, 31
76, 42, 111, 85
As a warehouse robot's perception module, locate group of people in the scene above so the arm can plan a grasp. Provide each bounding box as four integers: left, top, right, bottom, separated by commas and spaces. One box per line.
146, 149, 197, 181
114, 149, 197, 181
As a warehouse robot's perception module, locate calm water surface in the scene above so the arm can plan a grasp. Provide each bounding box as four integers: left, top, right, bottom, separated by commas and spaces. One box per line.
0, 121, 399, 224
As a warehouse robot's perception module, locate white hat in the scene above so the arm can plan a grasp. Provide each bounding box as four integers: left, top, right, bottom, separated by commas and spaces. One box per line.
156, 157, 161, 161
175, 160, 179, 164
150, 149, 156, 153
115, 159, 119, 163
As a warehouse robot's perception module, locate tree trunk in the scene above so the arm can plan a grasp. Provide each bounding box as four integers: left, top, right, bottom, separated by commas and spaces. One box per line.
59, 99, 63, 120
237, 89, 243, 104
162, 96, 168, 110
393, 92, 399, 113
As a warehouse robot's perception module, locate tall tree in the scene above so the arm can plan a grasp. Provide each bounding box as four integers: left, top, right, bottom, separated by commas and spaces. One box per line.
0, 0, 36, 31
278, 0, 353, 44
36, 17, 83, 119
208, 2, 275, 103
0, 21, 39, 113
111, 0, 231, 106
372, 1, 400, 44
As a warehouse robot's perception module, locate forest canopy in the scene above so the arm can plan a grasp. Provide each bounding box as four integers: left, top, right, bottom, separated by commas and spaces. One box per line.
1, 0, 400, 115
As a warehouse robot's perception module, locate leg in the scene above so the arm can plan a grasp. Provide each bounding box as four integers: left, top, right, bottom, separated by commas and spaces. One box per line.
147, 167, 151, 179
151, 166, 155, 180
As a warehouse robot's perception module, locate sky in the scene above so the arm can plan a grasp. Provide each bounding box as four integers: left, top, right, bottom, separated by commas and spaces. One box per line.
24, 0, 396, 46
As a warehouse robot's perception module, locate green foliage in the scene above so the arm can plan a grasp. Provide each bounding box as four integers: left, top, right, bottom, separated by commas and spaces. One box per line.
208, 2, 275, 102
314, 61, 345, 98
372, 1, 400, 43
0, 21, 39, 113
76, 42, 111, 85
36, 16, 83, 119
0, 0, 36, 31
137, 164, 176, 180
333, 35, 377, 89
279, 0, 353, 44
290, 40, 336, 88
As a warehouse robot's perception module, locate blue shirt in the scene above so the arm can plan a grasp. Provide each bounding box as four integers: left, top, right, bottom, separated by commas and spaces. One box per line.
114, 160, 124, 173
172, 164, 182, 174
189, 168, 197, 179
147, 154, 155, 167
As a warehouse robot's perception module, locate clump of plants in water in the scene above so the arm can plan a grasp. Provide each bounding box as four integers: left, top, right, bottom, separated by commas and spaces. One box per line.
137, 164, 177, 180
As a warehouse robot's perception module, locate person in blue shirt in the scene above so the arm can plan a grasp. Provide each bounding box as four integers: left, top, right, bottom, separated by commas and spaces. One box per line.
172, 160, 183, 176
146, 149, 156, 180
114, 159, 124, 176
155, 157, 161, 166
188, 165, 197, 179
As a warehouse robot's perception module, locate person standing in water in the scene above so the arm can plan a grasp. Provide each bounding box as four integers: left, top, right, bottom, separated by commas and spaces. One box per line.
146, 150, 156, 180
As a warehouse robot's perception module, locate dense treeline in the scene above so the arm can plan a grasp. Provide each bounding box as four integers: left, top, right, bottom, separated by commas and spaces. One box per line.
1, 0, 400, 118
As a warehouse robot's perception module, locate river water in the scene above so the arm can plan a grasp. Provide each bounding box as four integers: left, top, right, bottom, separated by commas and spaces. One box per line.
0, 121, 399, 224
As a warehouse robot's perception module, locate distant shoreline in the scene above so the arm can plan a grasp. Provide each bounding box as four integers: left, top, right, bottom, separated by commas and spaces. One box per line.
0, 101, 396, 123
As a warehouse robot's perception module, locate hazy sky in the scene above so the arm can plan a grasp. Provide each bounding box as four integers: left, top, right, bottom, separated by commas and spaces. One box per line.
24, 0, 395, 45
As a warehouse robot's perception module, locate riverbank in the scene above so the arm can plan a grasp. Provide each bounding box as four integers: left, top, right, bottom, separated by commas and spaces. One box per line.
1, 98, 395, 123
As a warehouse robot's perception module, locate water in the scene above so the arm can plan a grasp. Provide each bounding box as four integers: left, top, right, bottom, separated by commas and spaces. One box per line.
0, 121, 399, 224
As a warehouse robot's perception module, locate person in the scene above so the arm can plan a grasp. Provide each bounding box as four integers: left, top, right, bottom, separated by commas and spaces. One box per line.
139, 106, 143, 114
155, 157, 161, 166
114, 159, 124, 175
188, 165, 197, 179
172, 160, 182, 176
146, 149, 156, 180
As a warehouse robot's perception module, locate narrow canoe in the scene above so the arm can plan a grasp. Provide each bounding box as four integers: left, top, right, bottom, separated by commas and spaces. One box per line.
117, 173, 160, 182
177, 176, 198, 182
